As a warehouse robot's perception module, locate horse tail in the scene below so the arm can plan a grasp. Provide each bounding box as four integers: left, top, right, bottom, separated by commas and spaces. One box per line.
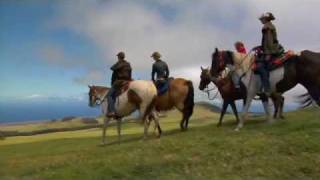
184, 80, 194, 117
298, 92, 314, 108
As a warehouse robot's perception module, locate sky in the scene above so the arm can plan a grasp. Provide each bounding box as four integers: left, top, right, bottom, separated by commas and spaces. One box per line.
1, 0, 320, 104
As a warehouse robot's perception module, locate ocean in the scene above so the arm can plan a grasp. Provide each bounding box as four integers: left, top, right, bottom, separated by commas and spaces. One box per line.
0, 100, 100, 124
0, 99, 299, 124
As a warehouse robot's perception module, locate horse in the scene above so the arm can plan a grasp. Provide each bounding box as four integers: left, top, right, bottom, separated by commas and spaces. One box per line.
211, 48, 320, 131
199, 67, 285, 127
152, 78, 194, 130
88, 80, 160, 145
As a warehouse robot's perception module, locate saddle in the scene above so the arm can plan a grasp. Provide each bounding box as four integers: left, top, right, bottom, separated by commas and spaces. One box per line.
155, 77, 174, 96
114, 80, 132, 97
252, 50, 295, 72
268, 50, 295, 70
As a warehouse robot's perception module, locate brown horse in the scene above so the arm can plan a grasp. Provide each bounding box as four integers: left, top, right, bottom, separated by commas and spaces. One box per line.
152, 78, 194, 130
199, 67, 285, 127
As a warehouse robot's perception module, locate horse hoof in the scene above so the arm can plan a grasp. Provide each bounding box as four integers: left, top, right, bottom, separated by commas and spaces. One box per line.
234, 128, 240, 132
216, 123, 221, 127
180, 128, 187, 132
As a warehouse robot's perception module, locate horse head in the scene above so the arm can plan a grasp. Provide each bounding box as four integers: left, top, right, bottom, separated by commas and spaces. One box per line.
88, 85, 109, 107
211, 48, 234, 77
199, 66, 212, 91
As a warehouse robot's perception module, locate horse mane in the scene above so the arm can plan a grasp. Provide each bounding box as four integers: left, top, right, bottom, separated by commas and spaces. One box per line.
224, 50, 234, 65
210, 49, 234, 75
92, 85, 110, 90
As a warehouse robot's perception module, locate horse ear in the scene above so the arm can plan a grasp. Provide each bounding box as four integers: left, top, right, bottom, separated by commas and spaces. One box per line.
215, 47, 218, 53
201, 66, 204, 71
88, 85, 92, 88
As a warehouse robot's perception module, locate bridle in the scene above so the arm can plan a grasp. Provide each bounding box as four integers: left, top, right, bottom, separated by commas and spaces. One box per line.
203, 84, 219, 100
90, 92, 107, 106
217, 51, 225, 70
200, 70, 219, 100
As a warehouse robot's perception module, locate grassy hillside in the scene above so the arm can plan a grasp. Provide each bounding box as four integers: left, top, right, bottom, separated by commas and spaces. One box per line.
0, 105, 320, 180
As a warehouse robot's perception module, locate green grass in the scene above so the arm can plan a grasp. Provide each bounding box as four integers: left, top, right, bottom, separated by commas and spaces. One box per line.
0, 105, 320, 180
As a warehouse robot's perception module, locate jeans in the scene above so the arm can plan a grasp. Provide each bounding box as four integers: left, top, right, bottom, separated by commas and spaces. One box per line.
255, 61, 271, 93
226, 64, 240, 88
107, 87, 116, 113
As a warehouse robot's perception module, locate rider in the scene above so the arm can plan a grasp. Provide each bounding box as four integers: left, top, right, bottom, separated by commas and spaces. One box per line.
225, 41, 248, 90
255, 12, 282, 96
151, 52, 170, 90
221, 41, 247, 90
106, 51, 132, 118
234, 41, 247, 54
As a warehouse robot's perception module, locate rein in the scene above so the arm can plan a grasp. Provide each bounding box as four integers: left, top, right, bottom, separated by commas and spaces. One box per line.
203, 84, 219, 100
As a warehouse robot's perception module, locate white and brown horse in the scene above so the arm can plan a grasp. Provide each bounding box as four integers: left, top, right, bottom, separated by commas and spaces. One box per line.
88, 80, 160, 145
152, 78, 194, 130
211, 48, 320, 131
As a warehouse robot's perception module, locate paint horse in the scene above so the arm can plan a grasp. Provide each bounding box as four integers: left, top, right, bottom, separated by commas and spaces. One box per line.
211, 48, 320, 131
88, 80, 160, 145
152, 78, 194, 130
199, 67, 285, 127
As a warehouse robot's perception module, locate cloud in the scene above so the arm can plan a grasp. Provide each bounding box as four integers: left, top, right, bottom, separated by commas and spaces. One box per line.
51, 0, 320, 101
73, 70, 105, 86
23, 93, 86, 102
39, 43, 107, 85
25, 94, 45, 99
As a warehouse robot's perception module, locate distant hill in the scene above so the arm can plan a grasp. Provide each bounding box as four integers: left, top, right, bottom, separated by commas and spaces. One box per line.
195, 101, 222, 113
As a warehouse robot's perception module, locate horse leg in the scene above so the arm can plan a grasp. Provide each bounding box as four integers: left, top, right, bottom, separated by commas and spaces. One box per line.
271, 95, 279, 119
152, 112, 162, 138
116, 118, 121, 144
141, 98, 156, 139
101, 117, 110, 145
217, 100, 228, 127
261, 95, 273, 123
237, 94, 254, 131
230, 100, 240, 125
182, 108, 193, 131
143, 117, 150, 140
279, 96, 285, 119
180, 113, 185, 131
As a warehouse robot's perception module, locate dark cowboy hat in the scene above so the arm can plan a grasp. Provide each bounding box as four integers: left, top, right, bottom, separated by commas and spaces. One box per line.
151, 51, 161, 58
259, 12, 275, 21
116, 51, 125, 59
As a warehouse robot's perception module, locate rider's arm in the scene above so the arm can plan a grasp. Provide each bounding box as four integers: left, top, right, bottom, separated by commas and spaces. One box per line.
151, 64, 156, 82
165, 63, 169, 78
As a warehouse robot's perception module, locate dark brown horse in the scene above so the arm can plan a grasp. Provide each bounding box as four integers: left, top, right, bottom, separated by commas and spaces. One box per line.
199, 67, 285, 127
210, 48, 320, 130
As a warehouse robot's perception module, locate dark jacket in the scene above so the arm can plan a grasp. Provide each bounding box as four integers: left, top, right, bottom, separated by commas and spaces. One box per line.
110, 60, 132, 85
151, 59, 169, 81
261, 22, 280, 55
